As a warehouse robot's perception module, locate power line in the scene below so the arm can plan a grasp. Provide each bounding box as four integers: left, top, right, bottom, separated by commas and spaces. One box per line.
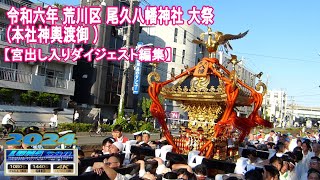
291, 93, 320, 97
143, 0, 320, 66
291, 86, 320, 96
233, 52, 320, 64
242, 58, 263, 73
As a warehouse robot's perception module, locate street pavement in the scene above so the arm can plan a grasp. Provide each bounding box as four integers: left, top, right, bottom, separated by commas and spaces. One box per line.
0, 111, 73, 128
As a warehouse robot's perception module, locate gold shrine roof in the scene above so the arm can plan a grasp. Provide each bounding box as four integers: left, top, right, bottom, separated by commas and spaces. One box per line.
160, 73, 252, 106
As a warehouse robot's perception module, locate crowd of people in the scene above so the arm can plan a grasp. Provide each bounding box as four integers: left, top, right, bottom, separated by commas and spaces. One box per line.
217, 129, 320, 180
1, 113, 320, 180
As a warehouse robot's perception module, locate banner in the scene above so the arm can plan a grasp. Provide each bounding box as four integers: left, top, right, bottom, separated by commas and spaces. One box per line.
133, 42, 143, 94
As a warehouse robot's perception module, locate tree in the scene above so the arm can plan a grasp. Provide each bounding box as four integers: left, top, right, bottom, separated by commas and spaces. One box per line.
141, 96, 164, 119
53, 2, 63, 9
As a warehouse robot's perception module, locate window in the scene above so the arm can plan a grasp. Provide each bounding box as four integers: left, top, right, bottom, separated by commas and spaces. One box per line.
197, 37, 201, 47
40, 67, 64, 78
0, 61, 17, 69
183, 30, 186, 44
171, 68, 175, 77
182, 50, 185, 64
172, 48, 176, 62
174, 28, 178, 42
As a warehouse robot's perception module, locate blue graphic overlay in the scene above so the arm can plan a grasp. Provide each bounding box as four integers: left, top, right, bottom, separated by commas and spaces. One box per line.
5, 149, 74, 162
6, 132, 77, 146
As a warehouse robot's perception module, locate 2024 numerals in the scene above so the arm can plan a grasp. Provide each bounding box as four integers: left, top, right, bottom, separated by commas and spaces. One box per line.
6, 133, 77, 146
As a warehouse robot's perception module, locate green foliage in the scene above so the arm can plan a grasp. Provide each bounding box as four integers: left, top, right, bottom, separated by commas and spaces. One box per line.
58, 123, 92, 132
113, 116, 133, 132
0, 89, 60, 106
37, 92, 60, 107
265, 116, 270, 121
114, 116, 127, 126
20, 90, 38, 105
141, 96, 164, 119
101, 124, 112, 132
130, 114, 138, 124
139, 122, 154, 132
37, 92, 49, 106
112, 114, 155, 133
54, 2, 64, 9
0, 88, 14, 103
129, 121, 142, 132
56, 116, 155, 133
141, 97, 152, 119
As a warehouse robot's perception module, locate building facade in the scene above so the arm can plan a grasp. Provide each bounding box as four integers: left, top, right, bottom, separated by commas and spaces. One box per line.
262, 90, 288, 124
0, 0, 75, 108
286, 105, 320, 127
73, 0, 141, 119
137, 23, 205, 118
217, 52, 257, 117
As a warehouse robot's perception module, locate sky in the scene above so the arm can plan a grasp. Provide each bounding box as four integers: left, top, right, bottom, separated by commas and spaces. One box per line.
32, 0, 320, 107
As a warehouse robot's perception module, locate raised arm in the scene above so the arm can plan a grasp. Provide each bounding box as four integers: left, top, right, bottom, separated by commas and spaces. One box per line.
92, 162, 118, 180
171, 164, 193, 173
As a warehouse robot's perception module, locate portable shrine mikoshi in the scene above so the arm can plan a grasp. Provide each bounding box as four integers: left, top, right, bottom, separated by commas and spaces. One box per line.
147, 27, 273, 160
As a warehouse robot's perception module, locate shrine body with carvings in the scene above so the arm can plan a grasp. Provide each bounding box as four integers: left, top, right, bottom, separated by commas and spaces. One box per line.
147, 27, 272, 160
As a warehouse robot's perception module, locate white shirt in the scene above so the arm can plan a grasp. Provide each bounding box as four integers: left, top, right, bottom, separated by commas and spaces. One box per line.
139, 141, 152, 145
234, 157, 263, 175
300, 172, 308, 180
74, 113, 79, 119
295, 161, 308, 180
50, 115, 58, 127
279, 172, 290, 180
115, 173, 132, 180
289, 138, 298, 151
287, 170, 298, 180
117, 136, 123, 143
302, 151, 314, 167
2, 114, 12, 124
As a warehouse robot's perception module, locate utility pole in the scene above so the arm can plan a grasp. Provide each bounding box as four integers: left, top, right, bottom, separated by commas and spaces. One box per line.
290, 96, 295, 127
118, 0, 134, 117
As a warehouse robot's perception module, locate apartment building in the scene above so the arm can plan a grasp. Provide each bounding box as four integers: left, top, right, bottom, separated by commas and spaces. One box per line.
218, 52, 257, 117
73, 0, 141, 119
262, 90, 287, 123
0, 0, 75, 108
138, 23, 205, 117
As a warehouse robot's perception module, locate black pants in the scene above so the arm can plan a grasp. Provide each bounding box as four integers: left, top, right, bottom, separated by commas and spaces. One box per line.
2, 124, 13, 133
